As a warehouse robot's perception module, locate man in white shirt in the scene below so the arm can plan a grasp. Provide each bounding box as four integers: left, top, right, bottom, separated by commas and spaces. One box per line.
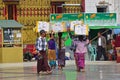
96, 32, 107, 61
35, 30, 52, 74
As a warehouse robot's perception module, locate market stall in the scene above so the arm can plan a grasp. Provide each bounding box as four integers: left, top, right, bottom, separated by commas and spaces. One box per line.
0, 20, 23, 63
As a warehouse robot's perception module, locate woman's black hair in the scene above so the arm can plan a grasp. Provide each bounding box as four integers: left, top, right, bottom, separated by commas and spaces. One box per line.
78, 35, 84, 41
49, 33, 55, 37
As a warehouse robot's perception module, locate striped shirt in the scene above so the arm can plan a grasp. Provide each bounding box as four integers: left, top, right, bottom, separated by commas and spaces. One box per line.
35, 37, 47, 51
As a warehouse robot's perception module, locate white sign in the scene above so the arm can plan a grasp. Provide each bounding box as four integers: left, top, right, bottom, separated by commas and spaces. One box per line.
70, 21, 82, 31
75, 25, 88, 35
51, 22, 65, 32
37, 21, 49, 32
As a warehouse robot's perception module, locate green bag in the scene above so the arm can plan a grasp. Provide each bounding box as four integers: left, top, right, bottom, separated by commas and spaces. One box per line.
64, 33, 72, 47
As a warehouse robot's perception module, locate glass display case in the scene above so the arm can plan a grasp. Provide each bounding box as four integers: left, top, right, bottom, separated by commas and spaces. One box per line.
0, 20, 23, 63
3, 28, 22, 47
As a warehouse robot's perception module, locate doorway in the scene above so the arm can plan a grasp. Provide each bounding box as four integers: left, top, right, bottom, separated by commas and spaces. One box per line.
8, 5, 13, 19
7, 4, 17, 20
51, 2, 64, 13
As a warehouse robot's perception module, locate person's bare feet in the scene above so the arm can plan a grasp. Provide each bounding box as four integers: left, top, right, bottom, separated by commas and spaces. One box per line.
81, 69, 85, 72
58, 66, 63, 70
46, 70, 52, 74
58, 66, 61, 70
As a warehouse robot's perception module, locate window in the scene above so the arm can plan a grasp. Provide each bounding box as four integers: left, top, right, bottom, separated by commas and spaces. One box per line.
97, 7, 107, 12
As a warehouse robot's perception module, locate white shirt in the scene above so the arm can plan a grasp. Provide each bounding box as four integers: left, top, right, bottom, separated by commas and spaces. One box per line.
35, 37, 47, 51
98, 37, 102, 46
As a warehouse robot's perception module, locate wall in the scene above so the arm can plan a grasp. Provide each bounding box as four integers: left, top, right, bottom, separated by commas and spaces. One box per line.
114, 0, 120, 24
85, 0, 120, 24
0, 0, 83, 44
85, 0, 114, 13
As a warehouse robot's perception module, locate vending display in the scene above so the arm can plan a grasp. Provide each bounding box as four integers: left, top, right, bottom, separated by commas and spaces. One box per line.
3, 28, 22, 47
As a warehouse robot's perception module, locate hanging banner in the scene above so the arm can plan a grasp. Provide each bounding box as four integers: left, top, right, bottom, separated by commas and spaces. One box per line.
75, 24, 89, 35
50, 13, 84, 22
85, 13, 116, 26
36, 21, 49, 32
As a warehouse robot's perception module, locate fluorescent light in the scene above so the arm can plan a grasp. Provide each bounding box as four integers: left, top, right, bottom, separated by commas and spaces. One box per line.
62, 4, 81, 7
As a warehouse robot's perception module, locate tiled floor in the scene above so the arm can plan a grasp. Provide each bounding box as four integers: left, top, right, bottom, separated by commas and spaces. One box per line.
0, 61, 120, 80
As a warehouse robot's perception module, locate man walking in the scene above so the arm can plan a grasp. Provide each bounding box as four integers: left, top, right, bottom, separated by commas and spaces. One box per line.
96, 32, 107, 61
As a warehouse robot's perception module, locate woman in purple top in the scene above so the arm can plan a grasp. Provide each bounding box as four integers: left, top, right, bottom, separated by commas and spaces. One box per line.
74, 35, 89, 72
48, 33, 56, 69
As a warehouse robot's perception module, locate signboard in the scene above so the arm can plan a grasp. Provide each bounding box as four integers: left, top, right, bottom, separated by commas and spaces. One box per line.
36, 21, 49, 32
85, 13, 116, 26
50, 13, 84, 22
75, 25, 89, 35
62, 13, 84, 21
50, 13, 117, 30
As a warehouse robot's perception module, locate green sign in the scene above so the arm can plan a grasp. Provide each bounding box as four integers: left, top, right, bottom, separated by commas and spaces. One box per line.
50, 13, 118, 29
85, 13, 116, 26
50, 13, 84, 22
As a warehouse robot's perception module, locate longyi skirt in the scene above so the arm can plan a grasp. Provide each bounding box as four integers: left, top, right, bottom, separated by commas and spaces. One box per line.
37, 51, 51, 73
58, 49, 65, 67
74, 53, 85, 69
48, 49, 56, 60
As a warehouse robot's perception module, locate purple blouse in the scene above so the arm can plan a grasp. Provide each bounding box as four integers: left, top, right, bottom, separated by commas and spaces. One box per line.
48, 39, 56, 50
